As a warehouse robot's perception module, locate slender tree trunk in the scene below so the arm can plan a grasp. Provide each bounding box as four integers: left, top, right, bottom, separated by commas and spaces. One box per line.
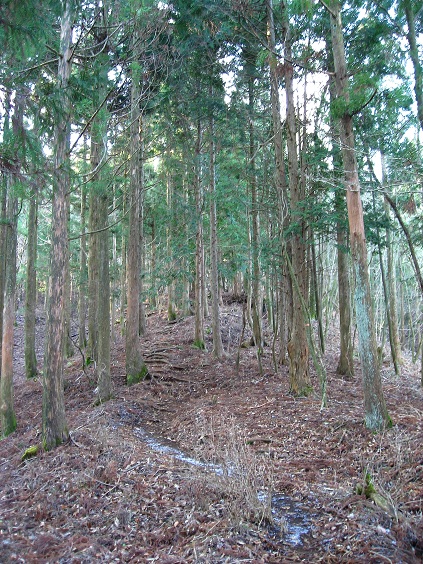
381, 154, 402, 373
194, 120, 205, 348
64, 186, 74, 358
120, 187, 127, 334
87, 154, 100, 364
167, 168, 177, 321
111, 187, 118, 343
150, 217, 156, 309
209, 112, 224, 358
24, 184, 38, 378
96, 191, 111, 402
328, 1, 390, 430
42, 0, 73, 449
283, 14, 311, 395
247, 64, 263, 359
78, 178, 87, 349
181, 178, 192, 316
311, 231, 325, 353
126, 36, 148, 383
139, 115, 147, 335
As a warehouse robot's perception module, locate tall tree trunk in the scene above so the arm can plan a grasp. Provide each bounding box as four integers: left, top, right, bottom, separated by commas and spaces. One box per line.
0, 175, 18, 436
381, 154, 402, 373
267, 61, 289, 362
42, 0, 73, 449
167, 167, 177, 321
247, 61, 263, 360
64, 186, 74, 358
283, 12, 311, 395
126, 34, 148, 383
209, 112, 224, 358
24, 184, 38, 378
120, 188, 127, 334
96, 191, 111, 402
335, 185, 354, 377
324, 7, 354, 378
0, 90, 12, 394
87, 147, 100, 364
78, 173, 87, 349
327, 1, 390, 431
181, 178, 192, 316
0, 175, 6, 373
194, 120, 205, 348
139, 115, 147, 335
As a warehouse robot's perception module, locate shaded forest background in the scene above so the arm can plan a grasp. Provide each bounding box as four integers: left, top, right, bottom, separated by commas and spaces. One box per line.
0, 0, 423, 561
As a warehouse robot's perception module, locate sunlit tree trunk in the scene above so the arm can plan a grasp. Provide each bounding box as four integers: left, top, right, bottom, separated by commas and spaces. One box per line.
42, 0, 73, 449
24, 184, 38, 378
327, 1, 390, 430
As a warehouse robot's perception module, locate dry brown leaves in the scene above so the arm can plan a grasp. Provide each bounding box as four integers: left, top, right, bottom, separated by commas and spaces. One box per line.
0, 307, 422, 562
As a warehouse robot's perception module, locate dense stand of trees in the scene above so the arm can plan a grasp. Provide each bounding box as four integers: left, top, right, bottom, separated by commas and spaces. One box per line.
0, 0, 422, 445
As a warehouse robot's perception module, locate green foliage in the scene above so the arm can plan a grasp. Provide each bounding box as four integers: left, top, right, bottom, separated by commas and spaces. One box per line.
21, 444, 39, 461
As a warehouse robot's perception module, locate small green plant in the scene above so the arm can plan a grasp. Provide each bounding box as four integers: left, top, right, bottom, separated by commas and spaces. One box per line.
21, 444, 39, 461
192, 339, 205, 350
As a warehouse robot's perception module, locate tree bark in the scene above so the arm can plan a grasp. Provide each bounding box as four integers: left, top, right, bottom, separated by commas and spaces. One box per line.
126, 34, 149, 383
24, 184, 38, 378
381, 154, 402, 373
283, 11, 311, 395
166, 166, 177, 321
87, 147, 100, 364
194, 120, 205, 348
139, 117, 147, 336
78, 168, 87, 349
247, 56, 263, 360
209, 111, 224, 358
0, 177, 18, 437
0, 159, 8, 373
96, 191, 111, 402
327, 1, 390, 430
42, 0, 73, 449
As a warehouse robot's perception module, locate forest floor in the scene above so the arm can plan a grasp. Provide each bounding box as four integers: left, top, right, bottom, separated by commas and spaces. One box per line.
0, 302, 422, 563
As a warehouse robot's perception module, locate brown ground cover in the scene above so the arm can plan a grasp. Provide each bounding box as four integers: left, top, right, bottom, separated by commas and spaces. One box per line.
0, 305, 422, 563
